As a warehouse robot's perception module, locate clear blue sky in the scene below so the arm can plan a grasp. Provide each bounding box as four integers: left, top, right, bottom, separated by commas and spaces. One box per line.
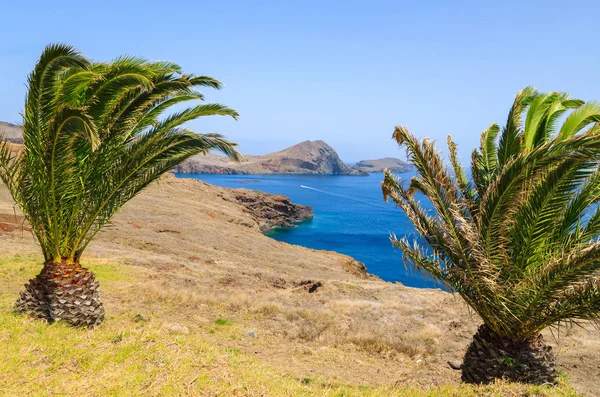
1, 1, 599, 163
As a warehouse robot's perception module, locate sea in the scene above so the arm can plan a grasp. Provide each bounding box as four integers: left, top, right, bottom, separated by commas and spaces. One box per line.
174, 172, 439, 288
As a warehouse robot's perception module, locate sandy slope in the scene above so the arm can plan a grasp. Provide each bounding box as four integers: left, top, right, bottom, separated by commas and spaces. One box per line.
0, 176, 598, 395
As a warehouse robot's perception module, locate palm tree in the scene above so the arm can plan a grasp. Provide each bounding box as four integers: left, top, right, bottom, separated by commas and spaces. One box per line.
0, 44, 241, 327
382, 87, 600, 384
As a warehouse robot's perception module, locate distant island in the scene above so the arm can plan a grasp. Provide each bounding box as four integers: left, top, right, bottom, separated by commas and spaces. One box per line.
0, 122, 412, 176
175, 140, 412, 176
355, 157, 414, 173
175, 140, 368, 175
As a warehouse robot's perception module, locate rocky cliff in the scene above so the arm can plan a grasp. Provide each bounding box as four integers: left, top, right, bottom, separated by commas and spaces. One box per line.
173, 140, 367, 176
219, 186, 313, 232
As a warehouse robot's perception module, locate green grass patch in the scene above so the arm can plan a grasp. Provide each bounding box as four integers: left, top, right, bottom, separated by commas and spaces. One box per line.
215, 317, 231, 326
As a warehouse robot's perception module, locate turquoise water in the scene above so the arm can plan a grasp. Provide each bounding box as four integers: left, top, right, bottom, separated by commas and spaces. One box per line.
175, 173, 439, 288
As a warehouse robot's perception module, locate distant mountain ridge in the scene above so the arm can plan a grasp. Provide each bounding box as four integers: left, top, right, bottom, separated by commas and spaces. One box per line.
0, 121, 412, 175
175, 140, 368, 175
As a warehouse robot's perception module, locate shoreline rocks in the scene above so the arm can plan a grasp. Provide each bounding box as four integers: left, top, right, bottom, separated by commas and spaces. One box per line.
226, 189, 313, 232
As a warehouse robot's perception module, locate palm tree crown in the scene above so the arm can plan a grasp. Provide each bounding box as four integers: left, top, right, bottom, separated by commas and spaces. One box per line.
382, 87, 600, 342
0, 44, 241, 264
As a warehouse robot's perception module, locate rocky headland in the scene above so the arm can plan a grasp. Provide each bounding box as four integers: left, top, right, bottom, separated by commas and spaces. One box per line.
174, 140, 367, 176
217, 183, 313, 232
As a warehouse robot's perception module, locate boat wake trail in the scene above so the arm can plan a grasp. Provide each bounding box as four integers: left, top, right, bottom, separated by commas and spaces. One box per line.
300, 185, 388, 209
300, 185, 324, 192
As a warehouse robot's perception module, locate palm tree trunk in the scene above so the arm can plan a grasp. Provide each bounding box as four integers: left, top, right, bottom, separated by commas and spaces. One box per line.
461, 324, 557, 385
15, 260, 104, 327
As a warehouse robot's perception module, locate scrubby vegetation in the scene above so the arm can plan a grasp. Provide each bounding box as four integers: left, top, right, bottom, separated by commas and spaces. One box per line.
383, 87, 600, 385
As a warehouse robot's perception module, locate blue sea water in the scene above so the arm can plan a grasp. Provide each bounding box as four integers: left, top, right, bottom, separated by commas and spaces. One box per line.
175, 172, 438, 288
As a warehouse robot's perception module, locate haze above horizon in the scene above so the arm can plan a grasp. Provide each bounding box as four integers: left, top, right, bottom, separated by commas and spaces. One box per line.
1, 0, 599, 163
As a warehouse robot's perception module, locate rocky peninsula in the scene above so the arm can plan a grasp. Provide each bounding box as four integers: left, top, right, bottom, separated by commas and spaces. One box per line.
216, 182, 313, 232
174, 140, 367, 175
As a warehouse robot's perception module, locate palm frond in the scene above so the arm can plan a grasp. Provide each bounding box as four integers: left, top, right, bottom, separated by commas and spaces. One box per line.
497, 86, 537, 167
557, 102, 600, 141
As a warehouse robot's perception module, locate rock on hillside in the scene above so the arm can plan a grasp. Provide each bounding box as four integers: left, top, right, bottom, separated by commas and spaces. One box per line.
356, 157, 413, 173
173, 140, 367, 175
220, 187, 313, 232
0, 121, 23, 143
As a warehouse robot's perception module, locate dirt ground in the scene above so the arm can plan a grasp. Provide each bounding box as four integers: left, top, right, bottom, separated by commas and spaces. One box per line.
0, 176, 598, 396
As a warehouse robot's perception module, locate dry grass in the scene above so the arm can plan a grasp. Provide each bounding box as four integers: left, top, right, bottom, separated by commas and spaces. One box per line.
0, 255, 582, 396
345, 334, 426, 358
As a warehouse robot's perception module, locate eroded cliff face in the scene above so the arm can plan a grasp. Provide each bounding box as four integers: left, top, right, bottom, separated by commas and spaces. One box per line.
173, 140, 367, 175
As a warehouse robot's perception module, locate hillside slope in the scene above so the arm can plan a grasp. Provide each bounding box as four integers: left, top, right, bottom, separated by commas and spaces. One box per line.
0, 176, 598, 395
174, 140, 367, 175
0, 121, 23, 143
